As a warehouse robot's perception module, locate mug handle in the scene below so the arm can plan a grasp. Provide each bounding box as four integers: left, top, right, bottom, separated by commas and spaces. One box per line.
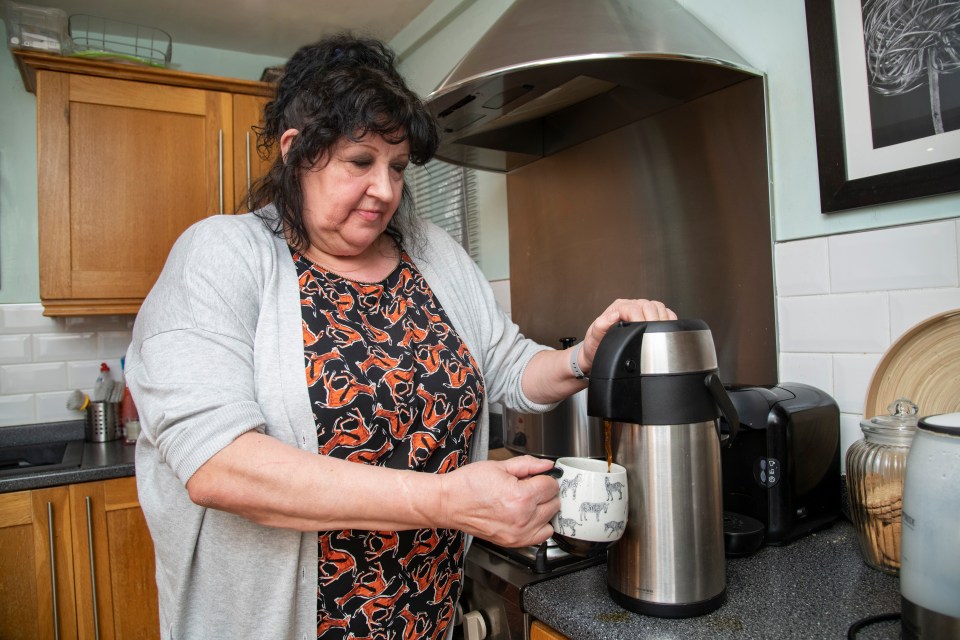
535, 467, 563, 479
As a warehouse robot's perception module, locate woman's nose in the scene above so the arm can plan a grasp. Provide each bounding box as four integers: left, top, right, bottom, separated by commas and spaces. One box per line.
367, 164, 396, 201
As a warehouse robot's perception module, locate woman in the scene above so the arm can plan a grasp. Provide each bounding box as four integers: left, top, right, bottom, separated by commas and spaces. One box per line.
126, 34, 676, 640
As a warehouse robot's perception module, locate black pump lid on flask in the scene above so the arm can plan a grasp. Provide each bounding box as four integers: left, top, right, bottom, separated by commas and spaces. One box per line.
587, 319, 738, 430
588, 319, 711, 380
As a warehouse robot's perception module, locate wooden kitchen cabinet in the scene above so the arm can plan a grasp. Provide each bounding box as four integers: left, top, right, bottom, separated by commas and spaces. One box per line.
69, 477, 159, 640
0, 486, 77, 639
530, 620, 570, 640
0, 477, 158, 640
233, 93, 275, 213
14, 51, 275, 316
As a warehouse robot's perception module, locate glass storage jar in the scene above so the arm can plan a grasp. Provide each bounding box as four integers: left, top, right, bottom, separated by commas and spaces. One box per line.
846, 398, 918, 575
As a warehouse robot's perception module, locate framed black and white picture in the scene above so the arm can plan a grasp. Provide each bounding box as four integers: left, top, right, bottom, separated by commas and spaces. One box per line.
805, 0, 960, 213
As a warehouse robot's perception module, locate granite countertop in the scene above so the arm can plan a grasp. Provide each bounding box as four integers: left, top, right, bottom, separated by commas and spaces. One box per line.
524, 520, 902, 639
2, 431, 905, 640
0, 421, 136, 493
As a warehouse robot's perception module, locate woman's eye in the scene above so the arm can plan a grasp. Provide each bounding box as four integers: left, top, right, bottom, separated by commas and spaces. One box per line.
392, 164, 408, 175
350, 159, 372, 168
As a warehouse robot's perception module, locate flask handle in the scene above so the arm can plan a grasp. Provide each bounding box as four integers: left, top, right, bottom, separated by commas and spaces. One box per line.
705, 372, 740, 447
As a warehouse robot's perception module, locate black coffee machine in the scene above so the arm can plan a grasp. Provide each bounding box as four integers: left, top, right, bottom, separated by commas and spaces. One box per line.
719, 383, 841, 546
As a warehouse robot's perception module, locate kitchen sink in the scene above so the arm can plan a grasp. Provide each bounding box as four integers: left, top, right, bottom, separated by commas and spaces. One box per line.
0, 439, 84, 478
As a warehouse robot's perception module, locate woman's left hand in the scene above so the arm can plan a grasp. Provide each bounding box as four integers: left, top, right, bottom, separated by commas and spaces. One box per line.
579, 299, 677, 376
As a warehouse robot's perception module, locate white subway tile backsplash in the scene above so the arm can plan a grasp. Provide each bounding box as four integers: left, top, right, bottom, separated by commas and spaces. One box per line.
0, 362, 68, 395
99, 331, 135, 359
774, 220, 960, 474
774, 238, 829, 296
0, 304, 60, 334
0, 335, 31, 364
889, 289, 960, 339
778, 353, 833, 393
489, 279, 511, 315
839, 413, 864, 474
64, 314, 136, 332
36, 391, 81, 423
777, 294, 890, 353
0, 394, 36, 427
67, 361, 98, 393
33, 332, 98, 362
956, 218, 960, 278
828, 221, 959, 293
67, 359, 122, 393
833, 353, 884, 415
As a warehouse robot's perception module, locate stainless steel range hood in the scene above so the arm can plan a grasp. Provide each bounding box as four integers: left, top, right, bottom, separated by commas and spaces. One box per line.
426, 0, 761, 172
424, 0, 777, 386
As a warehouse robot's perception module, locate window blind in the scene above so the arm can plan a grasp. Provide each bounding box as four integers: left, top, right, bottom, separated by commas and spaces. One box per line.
407, 160, 479, 261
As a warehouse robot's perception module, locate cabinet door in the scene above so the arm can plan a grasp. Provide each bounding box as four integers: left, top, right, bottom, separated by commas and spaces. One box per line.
36, 71, 234, 315
0, 487, 78, 640
232, 93, 275, 213
530, 620, 570, 640
70, 477, 159, 640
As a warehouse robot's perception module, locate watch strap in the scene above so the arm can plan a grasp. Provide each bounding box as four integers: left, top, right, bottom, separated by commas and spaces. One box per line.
570, 342, 588, 380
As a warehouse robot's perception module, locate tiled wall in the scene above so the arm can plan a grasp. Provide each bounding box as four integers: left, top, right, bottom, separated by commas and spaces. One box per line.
2, 218, 958, 465
776, 218, 960, 470
0, 308, 134, 426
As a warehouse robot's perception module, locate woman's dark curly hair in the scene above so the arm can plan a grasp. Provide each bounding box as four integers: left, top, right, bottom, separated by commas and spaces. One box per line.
248, 33, 441, 252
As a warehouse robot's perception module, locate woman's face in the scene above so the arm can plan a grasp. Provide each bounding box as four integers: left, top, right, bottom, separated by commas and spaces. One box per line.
282, 130, 410, 260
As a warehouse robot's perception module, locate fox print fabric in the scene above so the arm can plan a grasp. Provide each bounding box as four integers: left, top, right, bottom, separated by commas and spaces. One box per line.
294, 249, 484, 639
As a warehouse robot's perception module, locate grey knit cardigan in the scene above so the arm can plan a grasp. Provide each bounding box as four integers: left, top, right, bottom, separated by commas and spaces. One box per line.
125, 208, 553, 640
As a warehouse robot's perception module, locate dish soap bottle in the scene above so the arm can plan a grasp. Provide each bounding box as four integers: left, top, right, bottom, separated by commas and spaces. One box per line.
120, 357, 140, 444
93, 362, 113, 402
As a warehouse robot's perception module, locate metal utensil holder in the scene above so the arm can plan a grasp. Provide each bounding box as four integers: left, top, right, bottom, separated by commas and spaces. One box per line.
86, 401, 121, 442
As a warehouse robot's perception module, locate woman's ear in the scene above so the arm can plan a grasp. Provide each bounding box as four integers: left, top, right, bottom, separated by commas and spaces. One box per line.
279, 128, 299, 163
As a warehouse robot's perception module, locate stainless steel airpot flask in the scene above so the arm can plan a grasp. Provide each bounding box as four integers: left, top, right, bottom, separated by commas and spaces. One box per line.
587, 319, 740, 618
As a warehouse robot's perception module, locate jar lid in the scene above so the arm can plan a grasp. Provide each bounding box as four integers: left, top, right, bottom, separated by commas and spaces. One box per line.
861, 398, 919, 435
917, 412, 960, 436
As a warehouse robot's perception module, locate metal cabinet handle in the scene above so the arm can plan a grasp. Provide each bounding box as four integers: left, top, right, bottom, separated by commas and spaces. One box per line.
218, 129, 224, 215
85, 496, 101, 640
246, 131, 252, 196
47, 502, 60, 640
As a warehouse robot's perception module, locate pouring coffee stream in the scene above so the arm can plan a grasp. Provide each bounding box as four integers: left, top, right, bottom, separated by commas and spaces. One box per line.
604, 420, 612, 473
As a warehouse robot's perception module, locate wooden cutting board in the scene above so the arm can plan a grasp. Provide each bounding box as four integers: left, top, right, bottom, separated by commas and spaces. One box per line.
864, 308, 960, 419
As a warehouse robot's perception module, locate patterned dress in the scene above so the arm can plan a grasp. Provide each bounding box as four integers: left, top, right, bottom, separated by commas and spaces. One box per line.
293, 248, 485, 640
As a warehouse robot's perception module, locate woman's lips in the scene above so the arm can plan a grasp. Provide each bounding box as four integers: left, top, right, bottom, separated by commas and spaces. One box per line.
355, 209, 385, 222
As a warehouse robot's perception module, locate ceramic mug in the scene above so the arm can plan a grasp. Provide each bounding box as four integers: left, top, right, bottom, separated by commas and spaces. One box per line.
547, 456, 628, 556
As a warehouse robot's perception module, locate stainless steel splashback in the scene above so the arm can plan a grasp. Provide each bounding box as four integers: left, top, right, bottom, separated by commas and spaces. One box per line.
507, 77, 776, 385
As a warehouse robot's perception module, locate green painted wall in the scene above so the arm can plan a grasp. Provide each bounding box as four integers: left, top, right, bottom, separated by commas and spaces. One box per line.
676, 0, 959, 241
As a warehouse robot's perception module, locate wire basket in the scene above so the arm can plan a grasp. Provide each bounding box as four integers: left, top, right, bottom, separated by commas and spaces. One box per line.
68, 14, 171, 67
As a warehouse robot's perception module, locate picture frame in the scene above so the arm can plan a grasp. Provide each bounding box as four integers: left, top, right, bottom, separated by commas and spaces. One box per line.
804, 0, 960, 213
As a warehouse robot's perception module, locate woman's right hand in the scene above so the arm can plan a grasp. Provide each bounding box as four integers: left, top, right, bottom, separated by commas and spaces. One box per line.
438, 455, 560, 547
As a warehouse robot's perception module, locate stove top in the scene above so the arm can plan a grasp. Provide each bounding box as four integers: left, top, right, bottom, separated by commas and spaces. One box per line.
473, 537, 600, 575
459, 539, 605, 639
468, 537, 604, 592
